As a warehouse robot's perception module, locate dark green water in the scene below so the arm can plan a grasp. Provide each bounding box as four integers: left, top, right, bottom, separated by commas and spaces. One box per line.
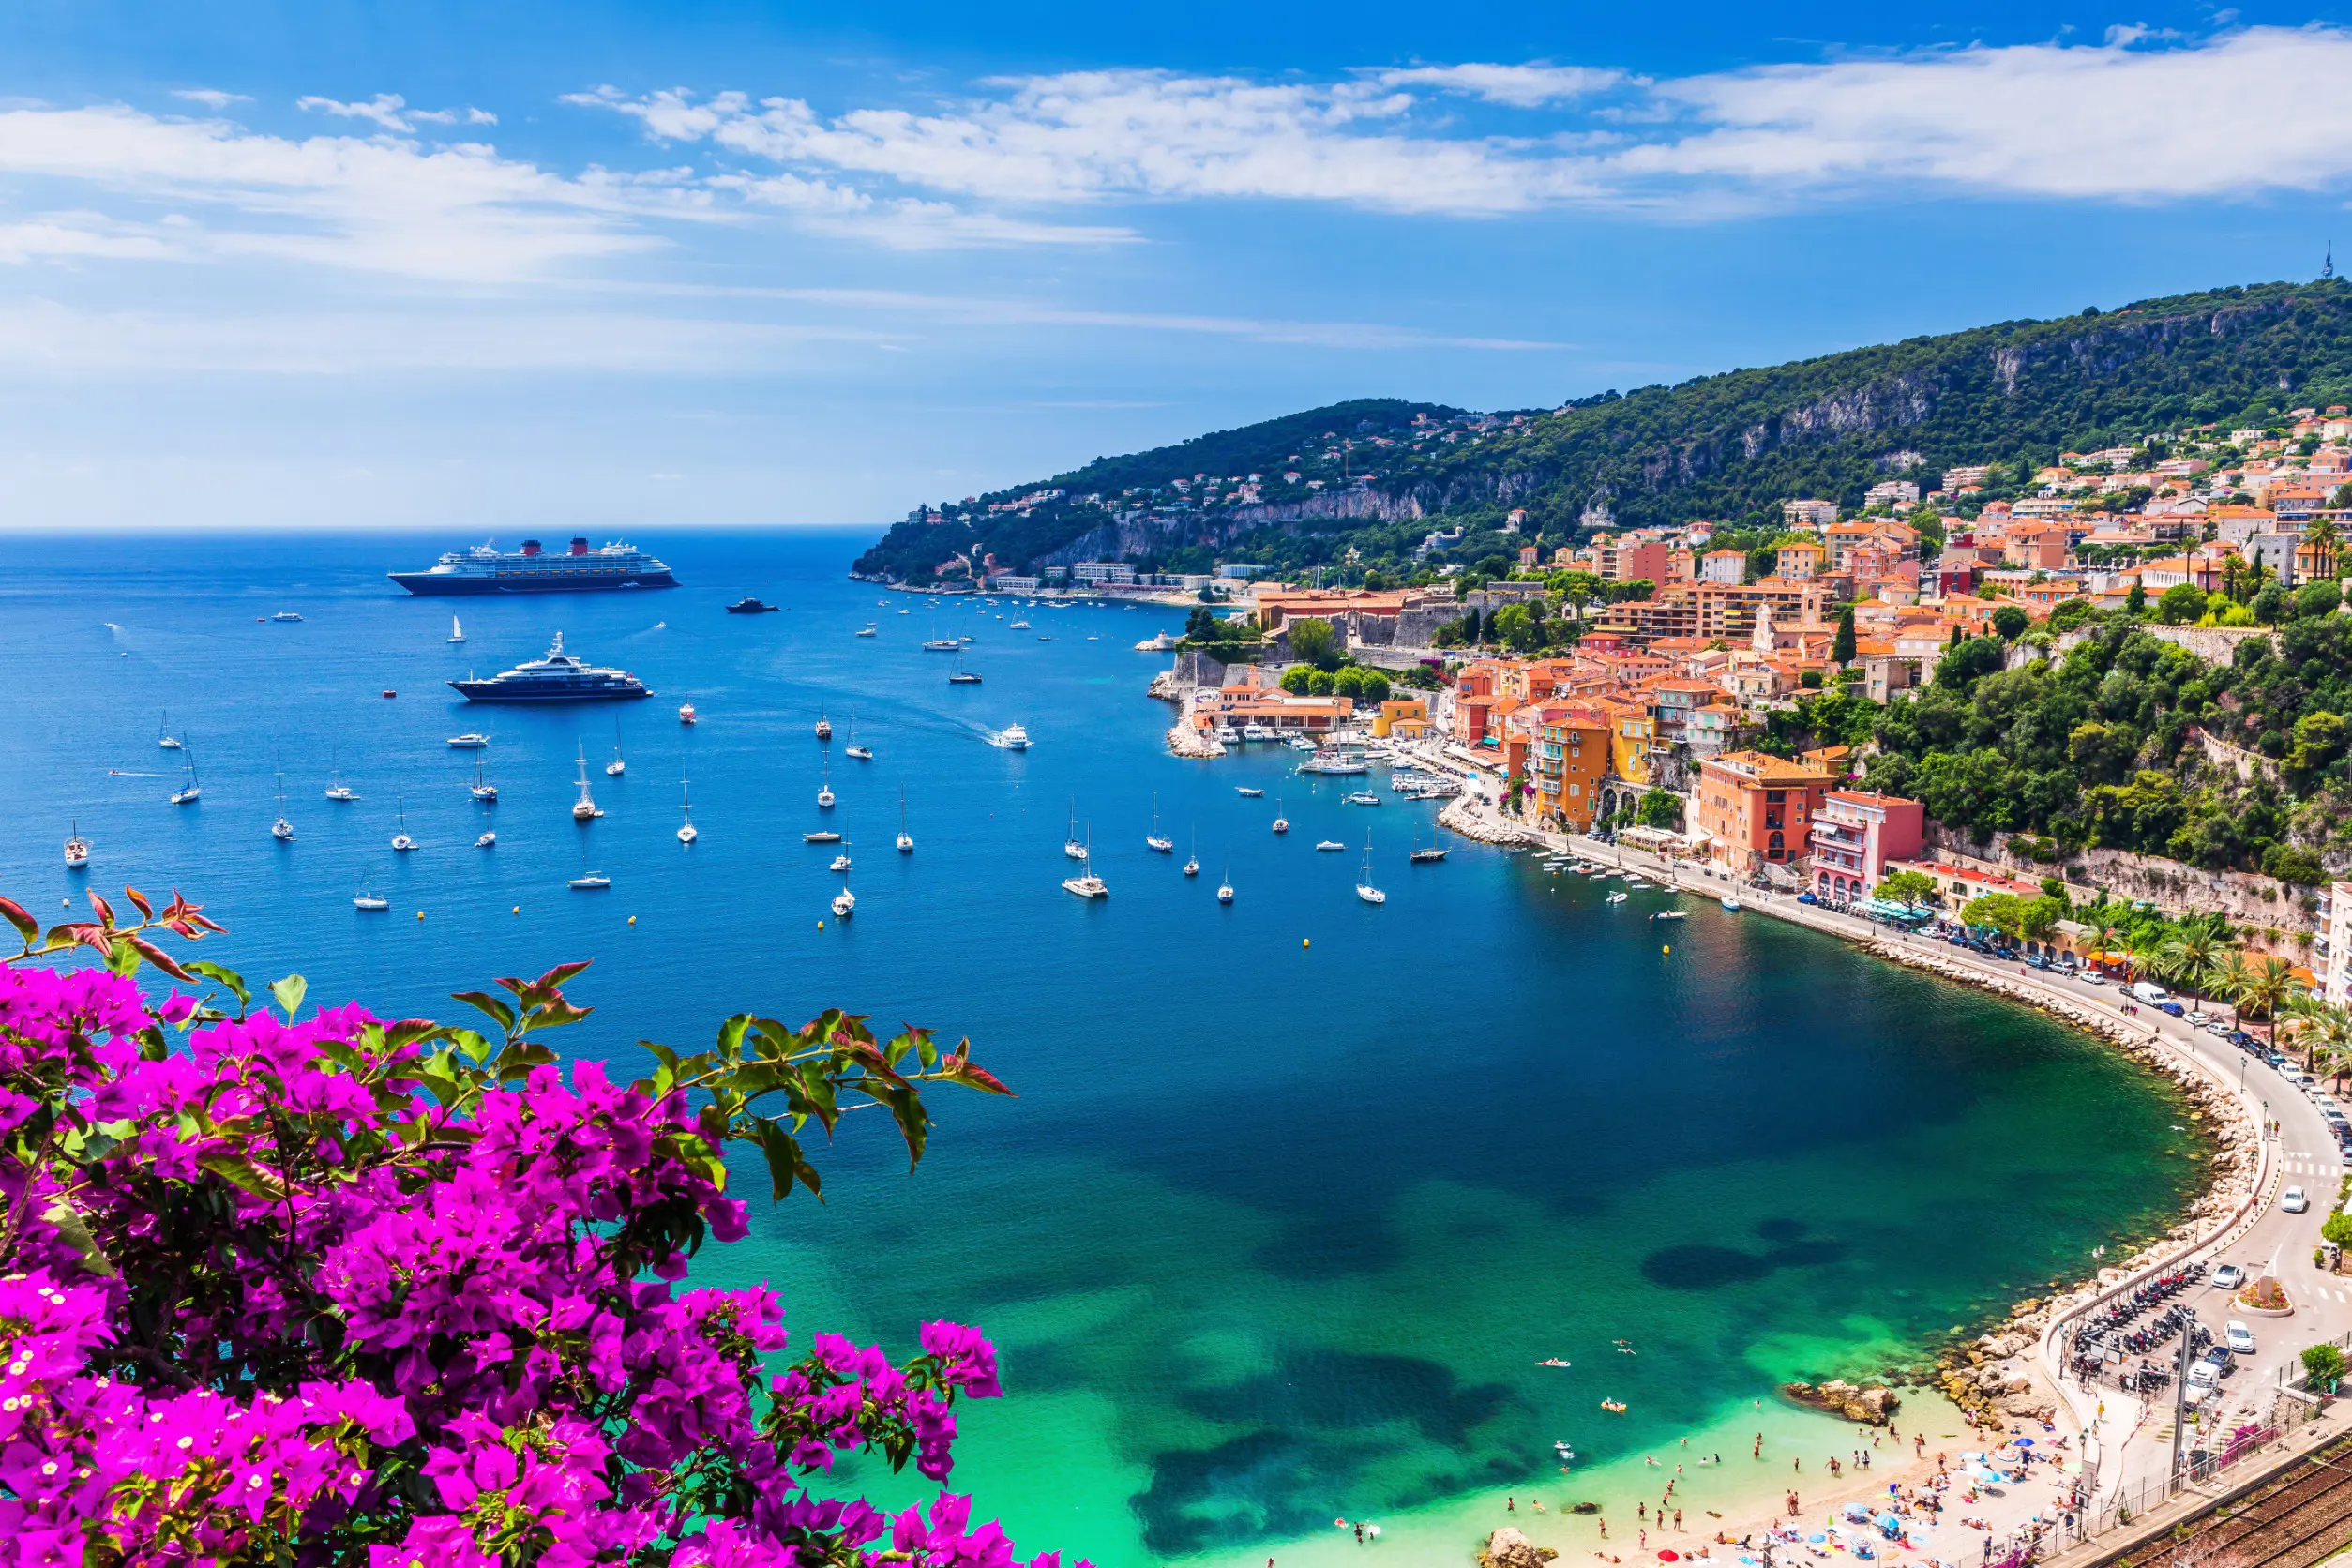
0, 532, 2203, 1568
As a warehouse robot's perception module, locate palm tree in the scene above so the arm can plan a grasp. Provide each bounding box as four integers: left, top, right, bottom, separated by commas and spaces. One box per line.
2206, 950, 2255, 1028
2163, 927, 2227, 1010
2125, 931, 2167, 985
2311, 1004, 2352, 1092
2238, 955, 2300, 1055
2309, 515, 2341, 582
2088, 918, 2126, 975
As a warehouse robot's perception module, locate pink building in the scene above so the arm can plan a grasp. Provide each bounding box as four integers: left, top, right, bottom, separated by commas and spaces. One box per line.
1808, 791, 1925, 902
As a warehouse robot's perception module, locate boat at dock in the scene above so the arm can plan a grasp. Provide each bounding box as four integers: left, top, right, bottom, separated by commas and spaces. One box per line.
1721, 896, 1743, 912
1299, 751, 1368, 776
1134, 631, 1179, 652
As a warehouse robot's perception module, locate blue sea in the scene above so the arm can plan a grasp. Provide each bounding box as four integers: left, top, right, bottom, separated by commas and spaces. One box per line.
0, 530, 2198, 1568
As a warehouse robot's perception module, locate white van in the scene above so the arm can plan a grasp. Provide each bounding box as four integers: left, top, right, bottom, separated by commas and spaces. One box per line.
2132, 982, 2171, 1004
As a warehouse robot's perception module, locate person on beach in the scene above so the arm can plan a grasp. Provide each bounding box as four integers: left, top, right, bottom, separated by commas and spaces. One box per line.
1508, 1498, 1515, 1512
1755, 1435, 1764, 1458
1640, 1530, 1648, 1550
1674, 1509, 1684, 1530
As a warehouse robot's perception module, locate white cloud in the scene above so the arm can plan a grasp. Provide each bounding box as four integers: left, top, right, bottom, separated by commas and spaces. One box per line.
580, 27, 2352, 217
1372, 63, 1626, 106
0, 102, 682, 280
172, 89, 250, 109
296, 93, 415, 132
1630, 25, 2352, 199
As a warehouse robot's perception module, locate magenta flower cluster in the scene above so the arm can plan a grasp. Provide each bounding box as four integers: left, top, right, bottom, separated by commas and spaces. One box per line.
0, 896, 1082, 1568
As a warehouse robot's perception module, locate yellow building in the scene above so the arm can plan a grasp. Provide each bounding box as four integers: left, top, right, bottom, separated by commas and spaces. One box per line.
1598, 699, 1655, 786
1372, 697, 1429, 739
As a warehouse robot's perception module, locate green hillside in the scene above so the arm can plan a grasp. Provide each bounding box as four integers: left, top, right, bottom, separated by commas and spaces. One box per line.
851, 278, 2352, 585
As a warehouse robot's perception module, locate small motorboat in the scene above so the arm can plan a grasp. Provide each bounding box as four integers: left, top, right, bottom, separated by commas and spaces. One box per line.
1316, 840, 1346, 852
804, 830, 842, 844
829, 852, 852, 873
1535, 1358, 1572, 1368
1605, 891, 1628, 904
1236, 786, 1264, 797
1344, 792, 1380, 806
354, 892, 390, 912
1651, 910, 1687, 921
1721, 896, 1743, 912
446, 733, 490, 748
724, 597, 780, 614
856, 625, 877, 637
271, 611, 304, 623
569, 872, 611, 890
1010, 620, 1032, 629
475, 831, 496, 849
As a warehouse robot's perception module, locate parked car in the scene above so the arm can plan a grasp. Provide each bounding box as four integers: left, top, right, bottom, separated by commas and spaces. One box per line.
1797, 892, 1817, 905
2081, 972, 2107, 986
2284, 1185, 2311, 1214
2188, 1011, 2213, 1027
2225, 1320, 2257, 1354
2158, 1002, 2187, 1018
2212, 1263, 2245, 1290
2188, 1360, 2221, 1390
2132, 981, 2172, 1005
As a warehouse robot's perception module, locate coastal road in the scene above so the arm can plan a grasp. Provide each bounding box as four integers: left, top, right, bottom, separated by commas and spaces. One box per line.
1405, 751, 2352, 1511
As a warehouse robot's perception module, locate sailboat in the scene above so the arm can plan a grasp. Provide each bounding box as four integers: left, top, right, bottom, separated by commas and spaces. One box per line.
606, 721, 626, 777
63, 822, 89, 868
1270, 794, 1289, 835
448, 614, 465, 644
325, 748, 358, 801
391, 790, 415, 852
845, 716, 873, 761
1183, 830, 1200, 877
1062, 831, 1108, 898
947, 651, 982, 684
1146, 796, 1174, 853
170, 750, 201, 806
354, 888, 390, 911
815, 712, 833, 741
817, 760, 836, 809
572, 746, 602, 820
270, 770, 294, 841
1216, 860, 1233, 904
471, 759, 498, 803
896, 786, 914, 852
1356, 835, 1386, 905
475, 827, 496, 849
831, 871, 855, 920
158, 712, 181, 750
678, 779, 698, 845
1063, 799, 1086, 859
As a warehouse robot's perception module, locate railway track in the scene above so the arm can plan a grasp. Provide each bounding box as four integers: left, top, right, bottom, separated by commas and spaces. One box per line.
2111, 1436, 2352, 1568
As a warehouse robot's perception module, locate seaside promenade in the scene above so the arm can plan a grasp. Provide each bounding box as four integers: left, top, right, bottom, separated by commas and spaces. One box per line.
1412, 749, 2352, 1558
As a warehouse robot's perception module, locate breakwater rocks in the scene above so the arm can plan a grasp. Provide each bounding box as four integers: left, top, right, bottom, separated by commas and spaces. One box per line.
1863, 939, 2259, 1425
1148, 671, 1227, 758
1440, 796, 1537, 848
1782, 1380, 1900, 1425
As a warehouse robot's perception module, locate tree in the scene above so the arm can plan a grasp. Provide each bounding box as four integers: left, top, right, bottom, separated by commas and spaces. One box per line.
2236, 954, 2301, 1052
1359, 671, 1392, 705
2163, 927, 2228, 1009
2206, 949, 2255, 1025
1934, 636, 2006, 691
1492, 602, 1539, 651
1305, 669, 1337, 696
1877, 869, 1940, 909
1832, 605, 1857, 665
1334, 666, 1366, 700
1636, 789, 1682, 829
1961, 892, 2026, 939
1279, 664, 1313, 694
2305, 1343, 2347, 1392
2126, 580, 2148, 617
2158, 582, 2209, 624
2019, 895, 2067, 942
1991, 604, 2029, 641
0, 887, 1055, 1568
1289, 616, 1340, 670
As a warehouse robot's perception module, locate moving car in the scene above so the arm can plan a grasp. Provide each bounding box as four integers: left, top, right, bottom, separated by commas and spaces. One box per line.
2132, 981, 2172, 1005
2284, 1185, 2311, 1214
2212, 1263, 2245, 1291
2225, 1320, 2257, 1354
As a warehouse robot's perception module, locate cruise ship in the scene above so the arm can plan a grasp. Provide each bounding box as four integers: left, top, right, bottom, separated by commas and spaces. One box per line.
448, 634, 652, 702
389, 536, 677, 596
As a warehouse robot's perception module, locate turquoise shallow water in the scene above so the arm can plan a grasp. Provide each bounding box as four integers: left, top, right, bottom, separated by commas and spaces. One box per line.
0, 531, 2201, 1567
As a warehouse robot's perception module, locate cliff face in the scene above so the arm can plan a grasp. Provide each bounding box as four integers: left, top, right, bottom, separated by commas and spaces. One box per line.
851, 279, 2352, 581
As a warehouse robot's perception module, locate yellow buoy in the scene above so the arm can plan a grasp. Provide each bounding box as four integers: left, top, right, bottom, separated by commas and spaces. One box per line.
415, 911, 424, 920
1303, 938, 1310, 948
818, 920, 825, 929
628, 915, 636, 925
512, 905, 520, 915
1663, 944, 1671, 955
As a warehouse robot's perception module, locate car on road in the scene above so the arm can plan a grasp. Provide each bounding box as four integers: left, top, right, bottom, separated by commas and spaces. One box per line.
2158, 1001, 2187, 1017
2188, 1011, 2214, 1026
2225, 1320, 2256, 1354
2213, 1263, 2245, 1290
2081, 972, 2107, 986
2188, 1359, 2221, 1390
2284, 1185, 2311, 1213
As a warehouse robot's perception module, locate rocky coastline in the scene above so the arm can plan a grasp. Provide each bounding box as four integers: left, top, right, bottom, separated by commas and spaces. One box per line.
1860, 938, 2257, 1426
1146, 671, 1227, 759
1439, 795, 1537, 847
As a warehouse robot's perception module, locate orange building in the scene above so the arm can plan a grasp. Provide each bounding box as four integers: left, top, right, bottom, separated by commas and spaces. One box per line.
1527, 703, 1613, 830
1693, 750, 1838, 876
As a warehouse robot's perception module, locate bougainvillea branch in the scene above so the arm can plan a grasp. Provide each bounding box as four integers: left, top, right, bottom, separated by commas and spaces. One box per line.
0, 888, 1079, 1567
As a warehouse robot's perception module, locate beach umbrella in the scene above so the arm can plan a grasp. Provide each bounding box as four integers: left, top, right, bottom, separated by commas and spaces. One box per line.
2014, 1438, 2033, 1447
1660, 1552, 1681, 1561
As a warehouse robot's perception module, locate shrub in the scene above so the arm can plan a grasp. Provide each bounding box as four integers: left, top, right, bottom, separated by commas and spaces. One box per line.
0, 889, 1068, 1568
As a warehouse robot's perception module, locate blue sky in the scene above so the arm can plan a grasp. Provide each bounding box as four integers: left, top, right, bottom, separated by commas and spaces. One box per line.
0, 0, 2347, 530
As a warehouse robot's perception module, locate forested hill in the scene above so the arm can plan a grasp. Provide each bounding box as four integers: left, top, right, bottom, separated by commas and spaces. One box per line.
851, 279, 2352, 584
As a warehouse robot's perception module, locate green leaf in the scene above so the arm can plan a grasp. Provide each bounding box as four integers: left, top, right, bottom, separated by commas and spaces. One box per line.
451, 990, 518, 1032
716, 1013, 752, 1061
40, 1199, 115, 1278
198, 1150, 288, 1199
185, 961, 250, 1011
857, 1080, 929, 1170
270, 973, 308, 1022
755, 1120, 823, 1202
0, 897, 38, 944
